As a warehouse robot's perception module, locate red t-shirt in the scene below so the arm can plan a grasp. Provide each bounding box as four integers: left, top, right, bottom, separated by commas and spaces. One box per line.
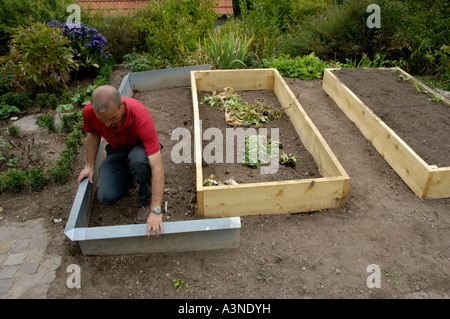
83, 97, 161, 156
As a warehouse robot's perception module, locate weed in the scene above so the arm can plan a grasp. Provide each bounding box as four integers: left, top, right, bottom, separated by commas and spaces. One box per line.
428, 91, 442, 103
414, 81, 428, 94
384, 269, 404, 285
256, 269, 273, 283
398, 74, 410, 82
172, 278, 189, 289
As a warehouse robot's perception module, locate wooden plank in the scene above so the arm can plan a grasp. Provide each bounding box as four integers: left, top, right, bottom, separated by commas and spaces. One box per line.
426, 167, 450, 198
201, 177, 348, 218
191, 72, 205, 216
323, 69, 432, 198
273, 70, 348, 179
194, 69, 274, 92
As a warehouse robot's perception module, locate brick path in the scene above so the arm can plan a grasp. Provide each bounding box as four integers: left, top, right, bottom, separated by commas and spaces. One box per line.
0, 218, 63, 298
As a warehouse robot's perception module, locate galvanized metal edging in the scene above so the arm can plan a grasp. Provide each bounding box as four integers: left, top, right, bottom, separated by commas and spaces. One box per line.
64, 64, 242, 255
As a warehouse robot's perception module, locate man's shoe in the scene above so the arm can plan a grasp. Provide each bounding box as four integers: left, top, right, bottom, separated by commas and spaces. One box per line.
126, 181, 138, 196
134, 205, 150, 224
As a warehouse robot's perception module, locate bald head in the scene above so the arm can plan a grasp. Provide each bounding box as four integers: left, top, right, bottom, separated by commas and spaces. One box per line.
91, 85, 122, 113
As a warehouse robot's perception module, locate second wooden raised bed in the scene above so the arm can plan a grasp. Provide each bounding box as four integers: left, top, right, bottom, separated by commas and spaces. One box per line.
191, 69, 350, 218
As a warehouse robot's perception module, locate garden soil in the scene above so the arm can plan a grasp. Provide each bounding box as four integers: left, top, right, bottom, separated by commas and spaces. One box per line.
1, 66, 448, 299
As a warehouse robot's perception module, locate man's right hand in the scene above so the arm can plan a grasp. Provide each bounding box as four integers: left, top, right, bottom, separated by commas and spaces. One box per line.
78, 166, 94, 184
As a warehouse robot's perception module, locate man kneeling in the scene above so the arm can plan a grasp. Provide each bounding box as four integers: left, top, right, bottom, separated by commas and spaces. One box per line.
77, 85, 164, 237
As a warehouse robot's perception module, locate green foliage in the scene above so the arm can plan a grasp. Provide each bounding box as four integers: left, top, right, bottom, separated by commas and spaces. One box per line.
0, 0, 88, 56
133, 0, 219, 64
280, 152, 298, 166
36, 93, 58, 109
332, 53, 389, 69
122, 53, 157, 72
4, 22, 78, 93
89, 12, 140, 64
1, 92, 32, 110
26, 167, 48, 192
197, 29, 253, 69
7, 124, 20, 137
0, 104, 20, 120
2, 168, 26, 192
36, 114, 56, 133
201, 88, 285, 127
263, 53, 330, 80
244, 135, 278, 169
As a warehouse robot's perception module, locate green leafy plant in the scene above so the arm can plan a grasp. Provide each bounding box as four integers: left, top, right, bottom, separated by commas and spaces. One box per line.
2, 168, 26, 192
36, 113, 56, 133
263, 53, 330, 80
1, 92, 32, 110
414, 81, 429, 94
384, 269, 404, 285
244, 135, 278, 169
0, 104, 20, 120
280, 152, 298, 167
7, 123, 20, 137
122, 53, 155, 72
26, 167, 48, 192
201, 88, 286, 127
36, 93, 58, 109
398, 74, 410, 82
428, 91, 442, 103
172, 278, 189, 289
256, 269, 273, 283
4, 22, 78, 93
56, 104, 74, 113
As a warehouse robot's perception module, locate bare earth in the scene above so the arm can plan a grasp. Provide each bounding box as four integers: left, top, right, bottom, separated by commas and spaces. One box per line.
1, 67, 448, 301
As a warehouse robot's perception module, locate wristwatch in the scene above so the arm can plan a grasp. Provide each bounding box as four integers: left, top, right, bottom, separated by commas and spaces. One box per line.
150, 207, 162, 214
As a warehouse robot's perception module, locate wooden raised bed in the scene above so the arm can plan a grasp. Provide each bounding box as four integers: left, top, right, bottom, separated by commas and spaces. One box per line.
191, 69, 350, 218
323, 67, 450, 199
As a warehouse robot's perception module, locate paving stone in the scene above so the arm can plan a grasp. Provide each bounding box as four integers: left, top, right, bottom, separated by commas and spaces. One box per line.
3, 252, 27, 266
28, 234, 48, 250
21, 263, 39, 275
0, 242, 11, 254
0, 279, 14, 295
0, 266, 19, 279
11, 239, 30, 253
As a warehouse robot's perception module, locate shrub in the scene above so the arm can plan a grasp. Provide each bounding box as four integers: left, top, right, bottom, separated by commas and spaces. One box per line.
47, 20, 111, 73
89, 12, 140, 64
2, 168, 26, 192
133, 0, 218, 64
36, 93, 58, 109
1, 92, 33, 110
0, 0, 90, 56
26, 167, 48, 192
4, 22, 78, 93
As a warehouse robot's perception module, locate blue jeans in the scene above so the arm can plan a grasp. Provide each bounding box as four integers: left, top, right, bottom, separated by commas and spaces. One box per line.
97, 144, 151, 207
